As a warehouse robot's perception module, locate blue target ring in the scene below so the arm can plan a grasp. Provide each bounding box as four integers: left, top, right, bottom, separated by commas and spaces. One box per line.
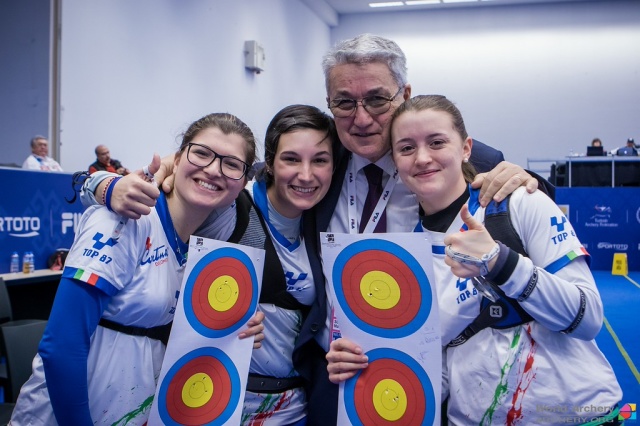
343, 347, 436, 426
157, 347, 241, 426
184, 247, 259, 338
332, 239, 432, 338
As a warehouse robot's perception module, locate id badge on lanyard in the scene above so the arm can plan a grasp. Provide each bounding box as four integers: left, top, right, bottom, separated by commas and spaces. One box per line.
346, 160, 398, 234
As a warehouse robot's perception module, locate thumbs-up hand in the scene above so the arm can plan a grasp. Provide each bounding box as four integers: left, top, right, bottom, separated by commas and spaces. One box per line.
107, 154, 162, 219
444, 204, 499, 278
145, 153, 162, 178
152, 153, 178, 193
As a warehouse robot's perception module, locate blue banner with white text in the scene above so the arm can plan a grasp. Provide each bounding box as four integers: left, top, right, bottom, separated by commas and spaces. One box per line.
0, 167, 86, 272
556, 187, 640, 271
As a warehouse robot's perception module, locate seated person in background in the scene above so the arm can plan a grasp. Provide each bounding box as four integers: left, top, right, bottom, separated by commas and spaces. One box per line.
88, 144, 130, 175
22, 135, 63, 171
616, 138, 638, 156
586, 137, 605, 156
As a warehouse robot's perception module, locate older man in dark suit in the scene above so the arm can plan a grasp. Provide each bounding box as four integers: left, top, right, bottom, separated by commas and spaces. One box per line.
294, 34, 553, 426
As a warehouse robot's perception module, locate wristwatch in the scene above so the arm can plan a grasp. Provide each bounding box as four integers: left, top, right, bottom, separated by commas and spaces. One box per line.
445, 243, 500, 276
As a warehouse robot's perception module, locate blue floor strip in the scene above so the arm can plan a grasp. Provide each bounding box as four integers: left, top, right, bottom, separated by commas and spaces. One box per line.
593, 270, 640, 407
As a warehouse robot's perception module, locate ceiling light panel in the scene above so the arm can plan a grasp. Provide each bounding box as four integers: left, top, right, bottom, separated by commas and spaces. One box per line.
405, 0, 441, 5
369, 2, 404, 8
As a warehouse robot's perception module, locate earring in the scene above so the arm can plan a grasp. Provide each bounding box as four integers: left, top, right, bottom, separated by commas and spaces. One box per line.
463, 157, 469, 163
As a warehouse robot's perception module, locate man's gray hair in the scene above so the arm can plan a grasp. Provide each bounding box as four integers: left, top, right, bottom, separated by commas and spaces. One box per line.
322, 33, 408, 93
30, 135, 47, 148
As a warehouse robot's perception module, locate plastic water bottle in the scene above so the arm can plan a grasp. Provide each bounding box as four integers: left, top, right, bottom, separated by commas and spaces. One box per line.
28, 252, 35, 273
10, 252, 19, 273
22, 252, 30, 274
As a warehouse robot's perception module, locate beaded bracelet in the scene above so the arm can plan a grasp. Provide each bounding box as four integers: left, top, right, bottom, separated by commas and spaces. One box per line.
101, 177, 116, 208
104, 176, 122, 212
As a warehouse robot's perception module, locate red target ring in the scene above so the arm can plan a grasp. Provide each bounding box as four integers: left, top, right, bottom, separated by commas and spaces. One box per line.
341, 249, 421, 329
191, 257, 253, 329
353, 358, 425, 425
344, 349, 435, 426
165, 356, 230, 424
158, 347, 241, 425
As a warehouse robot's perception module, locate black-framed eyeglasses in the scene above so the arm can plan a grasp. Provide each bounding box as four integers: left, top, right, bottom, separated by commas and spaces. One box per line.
186, 143, 249, 180
328, 86, 404, 118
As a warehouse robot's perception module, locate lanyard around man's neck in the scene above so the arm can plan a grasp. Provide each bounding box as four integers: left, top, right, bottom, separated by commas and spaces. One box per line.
346, 158, 398, 234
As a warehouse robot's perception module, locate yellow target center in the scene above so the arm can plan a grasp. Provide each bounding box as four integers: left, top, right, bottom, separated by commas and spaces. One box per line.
208, 275, 239, 312
372, 378, 407, 421
181, 373, 214, 408
359, 271, 400, 309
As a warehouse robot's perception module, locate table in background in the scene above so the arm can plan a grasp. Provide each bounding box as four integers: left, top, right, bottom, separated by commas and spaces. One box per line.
554, 156, 640, 187
1, 269, 62, 286
1, 270, 62, 320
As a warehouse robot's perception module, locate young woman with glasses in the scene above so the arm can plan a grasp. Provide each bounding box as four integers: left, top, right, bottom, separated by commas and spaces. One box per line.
10, 113, 265, 426
326, 95, 622, 425
73, 105, 340, 425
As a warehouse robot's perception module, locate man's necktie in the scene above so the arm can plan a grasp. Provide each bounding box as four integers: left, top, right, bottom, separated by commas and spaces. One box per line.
359, 163, 387, 233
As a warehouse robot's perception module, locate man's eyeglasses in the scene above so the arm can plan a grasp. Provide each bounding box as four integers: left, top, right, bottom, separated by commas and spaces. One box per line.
186, 143, 249, 180
328, 86, 404, 118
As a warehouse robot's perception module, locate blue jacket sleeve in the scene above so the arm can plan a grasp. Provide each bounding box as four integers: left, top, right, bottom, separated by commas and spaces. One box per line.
38, 277, 110, 425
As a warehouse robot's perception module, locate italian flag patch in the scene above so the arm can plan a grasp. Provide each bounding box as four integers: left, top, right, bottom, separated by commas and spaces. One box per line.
73, 269, 100, 286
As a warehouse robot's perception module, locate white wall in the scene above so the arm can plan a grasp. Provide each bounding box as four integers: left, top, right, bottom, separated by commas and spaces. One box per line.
56, 0, 640, 174
331, 0, 640, 171
59, 0, 330, 171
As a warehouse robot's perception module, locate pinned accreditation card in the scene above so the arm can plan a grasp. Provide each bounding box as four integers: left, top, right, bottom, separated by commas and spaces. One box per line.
320, 232, 441, 426
148, 236, 264, 426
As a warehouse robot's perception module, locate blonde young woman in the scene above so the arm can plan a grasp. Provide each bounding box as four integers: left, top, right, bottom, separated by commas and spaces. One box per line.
327, 95, 622, 425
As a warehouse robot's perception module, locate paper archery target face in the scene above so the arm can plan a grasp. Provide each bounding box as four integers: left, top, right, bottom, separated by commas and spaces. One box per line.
157, 347, 240, 426
344, 348, 436, 426
184, 247, 259, 338
332, 239, 432, 338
